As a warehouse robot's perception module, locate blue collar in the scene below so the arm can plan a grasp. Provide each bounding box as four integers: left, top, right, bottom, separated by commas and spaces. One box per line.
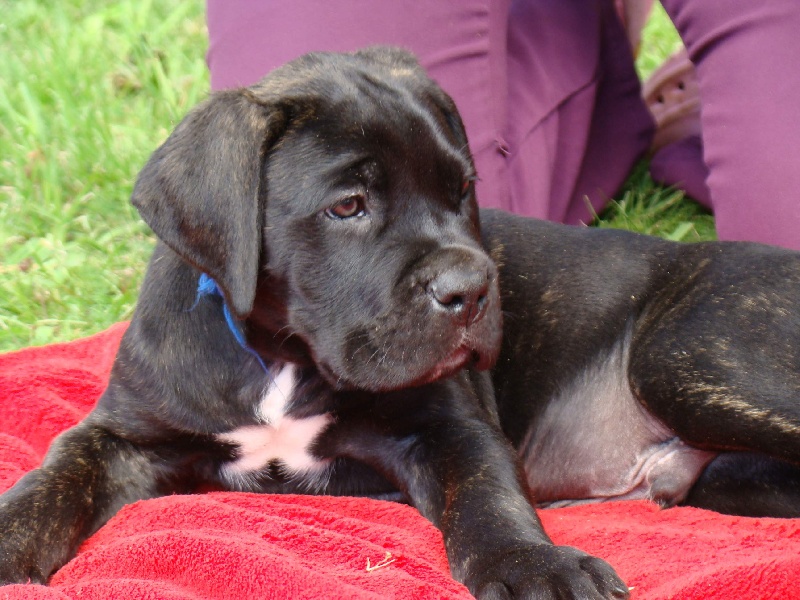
192, 273, 269, 375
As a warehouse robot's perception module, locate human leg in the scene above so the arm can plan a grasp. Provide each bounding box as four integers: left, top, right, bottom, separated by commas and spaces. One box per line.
504, 0, 654, 224
661, 0, 800, 249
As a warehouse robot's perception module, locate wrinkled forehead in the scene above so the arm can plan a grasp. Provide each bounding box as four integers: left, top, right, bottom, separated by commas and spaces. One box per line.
266, 56, 475, 214
266, 65, 474, 206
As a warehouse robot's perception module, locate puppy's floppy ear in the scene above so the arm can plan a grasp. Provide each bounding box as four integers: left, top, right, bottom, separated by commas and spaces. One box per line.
131, 89, 285, 318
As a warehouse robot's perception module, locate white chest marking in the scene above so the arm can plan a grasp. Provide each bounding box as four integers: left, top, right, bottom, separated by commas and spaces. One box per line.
218, 365, 331, 479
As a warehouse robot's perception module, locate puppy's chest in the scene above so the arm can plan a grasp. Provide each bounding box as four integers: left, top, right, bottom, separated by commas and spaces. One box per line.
217, 365, 332, 484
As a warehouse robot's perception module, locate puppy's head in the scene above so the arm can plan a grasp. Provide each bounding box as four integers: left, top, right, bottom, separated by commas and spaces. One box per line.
132, 47, 502, 391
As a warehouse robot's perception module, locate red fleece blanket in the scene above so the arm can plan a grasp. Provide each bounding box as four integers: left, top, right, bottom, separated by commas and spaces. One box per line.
1, 324, 799, 599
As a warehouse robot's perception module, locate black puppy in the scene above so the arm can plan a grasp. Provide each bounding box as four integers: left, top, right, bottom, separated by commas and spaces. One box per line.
1, 47, 799, 599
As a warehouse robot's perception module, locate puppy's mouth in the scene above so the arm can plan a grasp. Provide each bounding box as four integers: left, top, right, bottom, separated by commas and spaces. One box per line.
413, 329, 501, 386
316, 345, 477, 391
316, 337, 493, 392
415, 344, 476, 385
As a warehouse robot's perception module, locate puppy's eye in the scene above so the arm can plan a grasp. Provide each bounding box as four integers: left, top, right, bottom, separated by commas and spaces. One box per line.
460, 177, 477, 200
325, 195, 367, 220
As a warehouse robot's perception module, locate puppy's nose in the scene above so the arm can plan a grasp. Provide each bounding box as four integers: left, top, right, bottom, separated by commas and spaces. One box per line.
427, 268, 489, 327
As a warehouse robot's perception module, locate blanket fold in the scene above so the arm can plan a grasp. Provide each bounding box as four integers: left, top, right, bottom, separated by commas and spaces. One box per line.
1, 324, 798, 599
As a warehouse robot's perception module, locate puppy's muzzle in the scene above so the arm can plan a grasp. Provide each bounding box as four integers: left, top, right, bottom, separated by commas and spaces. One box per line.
426, 266, 490, 328
417, 244, 497, 331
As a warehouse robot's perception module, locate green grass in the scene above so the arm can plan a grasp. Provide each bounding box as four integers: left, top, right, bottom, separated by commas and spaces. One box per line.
635, 2, 683, 80
0, 2, 712, 352
0, 1, 209, 350
594, 162, 715, 242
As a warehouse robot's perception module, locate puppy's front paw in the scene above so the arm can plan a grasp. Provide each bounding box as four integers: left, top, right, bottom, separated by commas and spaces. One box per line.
467, 544, 629, 600
0, 489, 56, 585
0, 558, 46, 587
0, 523, 49, 586
0, 528, 47, 586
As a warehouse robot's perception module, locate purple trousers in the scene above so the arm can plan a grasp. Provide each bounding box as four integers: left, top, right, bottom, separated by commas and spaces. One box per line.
207, 0, 800, 250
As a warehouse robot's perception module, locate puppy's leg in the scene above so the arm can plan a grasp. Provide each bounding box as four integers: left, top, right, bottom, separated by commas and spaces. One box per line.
326, 373, 629, 600
684, 452, 800, 517
630, 292, 800, 516
427, 422, 628, 600
0, 418, 162, 584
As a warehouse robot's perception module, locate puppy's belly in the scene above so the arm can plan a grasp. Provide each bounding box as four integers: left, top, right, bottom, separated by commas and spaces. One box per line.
520, 332, 717, 507
217, 365, 332, 489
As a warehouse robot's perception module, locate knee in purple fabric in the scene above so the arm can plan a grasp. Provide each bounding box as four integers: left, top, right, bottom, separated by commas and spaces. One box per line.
505, 0, 652, 224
